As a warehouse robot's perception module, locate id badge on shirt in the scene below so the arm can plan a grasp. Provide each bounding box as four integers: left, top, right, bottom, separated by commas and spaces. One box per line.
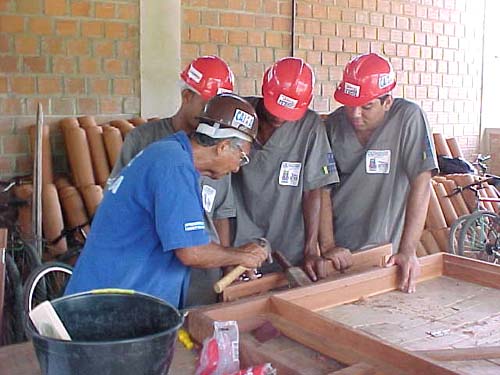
366, 150, 391, 174
202, 185, 216, 213
279, 162, 301, 186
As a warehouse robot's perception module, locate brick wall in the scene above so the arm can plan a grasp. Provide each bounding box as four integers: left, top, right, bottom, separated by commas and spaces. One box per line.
181, 0, 485, 159
0, 0, 140, 176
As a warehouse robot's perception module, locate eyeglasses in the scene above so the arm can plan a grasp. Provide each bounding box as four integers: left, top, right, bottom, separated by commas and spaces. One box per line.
236, 146, 250, 166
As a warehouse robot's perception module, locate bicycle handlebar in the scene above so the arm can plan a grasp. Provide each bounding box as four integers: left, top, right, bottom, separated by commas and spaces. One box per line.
445, 176, 500, 198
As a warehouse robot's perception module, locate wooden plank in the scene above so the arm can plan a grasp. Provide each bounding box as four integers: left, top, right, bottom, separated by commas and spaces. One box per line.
222, 244, 393, 302
277, 253, 443, 311
328, 362, 383, 375
442, 253, 500, 289
415, 346, 500, 361
270, 297, 457, 375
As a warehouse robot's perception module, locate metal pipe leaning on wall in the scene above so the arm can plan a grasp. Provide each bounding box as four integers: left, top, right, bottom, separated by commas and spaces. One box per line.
58, 185, 90, 243
42, 183, 67, 256
110, 120, 135, 139
28, 124, 54, 184
102, 125, 123, 168
84, 126, 110, 188
62, 126, 96, 188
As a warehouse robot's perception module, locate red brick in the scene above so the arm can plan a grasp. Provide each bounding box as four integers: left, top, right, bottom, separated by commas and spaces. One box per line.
184, 9, 200, 25
38, 77, 61, 94
44, 0, 66, 16
71, 1, 90, 16
383, 43, 396, 56
343, 39, 356, 53
127, 24, 138, 39
422, 20, 433, 33
296, 2, 311, 17
266, 32, 283, 48
351, 25, 363, 38
0, 34, 9, 53
390, 57, 402, 70
328, 7, 341, 20
377, 0, 391, 13
370, 41, 383, 54
355, 10, 369, 24
17, 0, 41, 14
312, 4, 327, 18
201, 11, 217, 26
82, 21, 104, 38
263, 1, 279, 14
370, 13, 383, 26
357, 40, 370, 53
117, 4, 137, 20
364, 26, 377, 40
255, 15, 272, 30
0, 15, 24, 33
56, 20, 78, 36
78, 98, 97, 114
219, 46, 237, 62
390, 29, 402, 43
220, 13, 239, 27
67, 39, 89, 56
228, 0, 243, 10
257, 47, 274, 62
117, 41, 137, 58
415, 59, 426, 72
410, 18, 420, 31
408, 45, 420, 58
416, 5, 427, 18
342, 9, 355, 22
0, 98, 22, 115
403, 31, 414, 44
313, 35, 329, 50
53, 56, 75, 74
209, 29, 226, 43
240, 47, 256, 62
189, 26, 209, 43
89, 78, 109, 95
105, 23, 127, 39
0, 76, 7, 92
438, 36, 448, 48
239, 14, 255, 28
305, 20, 321, 35
43, 37, 64, 54
79, 57, 99, 74
15, 35, 38, 55
100, 98, 121, 114
428, 7, 439, 20
228, 30, 247, 45
96, 3, 115, 18
66, 78, 85, 94
427, 34, 437, 47
29, 17, 52, 34
23, 56, 46, 73
94, 40, 114, 57
431, 72, 441, 85
3, 135, 28, 154
396, 16, 409, 30
415, 32, 426, 45
104, 59, 123, 74
52, 98, 75, 114
377, 28, 390, 41
199, 43, 217, 56
0, 156, 13, 174
337, 24, 350, 37
11, 76, 34, 94
248, 31, 264, 47
383, 14, 396, 28
113, 78, 134, 95
404, 85, 415, 98
321, 21, 335, 36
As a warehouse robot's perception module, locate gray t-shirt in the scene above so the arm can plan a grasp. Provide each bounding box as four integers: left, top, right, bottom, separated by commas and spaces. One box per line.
107, 118, 234, 307
324, 98, 438, 252
232, 97, 339, 268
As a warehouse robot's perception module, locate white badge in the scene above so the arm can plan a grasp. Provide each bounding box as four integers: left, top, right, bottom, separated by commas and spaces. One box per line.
279, 162, 302, 186
202, 185, 217, 213
366, 150, 391, 174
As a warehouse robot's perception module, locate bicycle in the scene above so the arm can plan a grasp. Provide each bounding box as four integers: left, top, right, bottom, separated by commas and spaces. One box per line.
447, 176, 500, 262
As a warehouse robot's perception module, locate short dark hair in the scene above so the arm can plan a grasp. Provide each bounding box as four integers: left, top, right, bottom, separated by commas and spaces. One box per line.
378, 94, 391, 104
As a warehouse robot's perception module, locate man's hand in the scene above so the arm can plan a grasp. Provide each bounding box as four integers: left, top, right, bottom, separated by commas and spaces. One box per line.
236, 242, 268, 269
385, 252, 420, 293
303, 253, 322, 282
322, 246, 353, 272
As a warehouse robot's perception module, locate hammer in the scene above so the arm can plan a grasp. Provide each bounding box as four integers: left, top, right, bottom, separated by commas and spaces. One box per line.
213, 238, 272, 294
273, 250, 313, 288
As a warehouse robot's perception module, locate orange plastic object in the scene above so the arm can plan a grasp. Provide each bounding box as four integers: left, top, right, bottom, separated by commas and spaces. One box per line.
433, 183, 458, 227
128, 117, 147, 126
110, 119, 135, 139
42, 184, 67, 255
425, 183, 448, 229
441, 179, 470, 217
85, 126, 111, 187
432, 133, 452, 157
445, 138, 464, 159
80, 185, 103, 218
59, 117, 80, 133
78, 116, 98, 129
59, 186, 90, 243
102, 125, 123, 168
63, 127, 96, 188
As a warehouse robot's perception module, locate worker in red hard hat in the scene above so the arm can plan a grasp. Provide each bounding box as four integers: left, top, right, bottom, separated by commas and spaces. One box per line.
320, 53, 438, 293
107, 56, 237, 306
231, 57, 340, 282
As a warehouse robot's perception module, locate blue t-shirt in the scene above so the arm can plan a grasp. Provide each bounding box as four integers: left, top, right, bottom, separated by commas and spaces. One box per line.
64, 132, 209, 308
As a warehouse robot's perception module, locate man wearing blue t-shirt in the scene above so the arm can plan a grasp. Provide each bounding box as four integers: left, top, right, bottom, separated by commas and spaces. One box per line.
65, 94, 268, 308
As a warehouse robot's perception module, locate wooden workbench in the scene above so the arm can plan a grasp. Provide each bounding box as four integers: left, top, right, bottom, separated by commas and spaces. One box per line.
188, 253, 500, 374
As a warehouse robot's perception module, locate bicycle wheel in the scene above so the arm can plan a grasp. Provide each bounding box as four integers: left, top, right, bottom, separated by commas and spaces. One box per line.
8, 236, 42, 282
457, 211, 500, 262
1, 253, 25, 344
23, 262, 73, 314
448, 215, 470, 254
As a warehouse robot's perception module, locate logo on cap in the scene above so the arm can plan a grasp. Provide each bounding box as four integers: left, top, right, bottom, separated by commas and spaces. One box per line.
277, 94, 298, 109
343, 82, 360, 97
232, 109, 255, 129
378, 73, 394, 89
187, 65, 203, 83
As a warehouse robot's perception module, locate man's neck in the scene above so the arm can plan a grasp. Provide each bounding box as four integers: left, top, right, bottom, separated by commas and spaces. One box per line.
354, 129, 375, 147
172, 112, 191, 134
257, 121, 276, 145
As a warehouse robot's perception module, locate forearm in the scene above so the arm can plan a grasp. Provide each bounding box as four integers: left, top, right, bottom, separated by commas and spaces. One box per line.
302, 188, 321, 257
319, 188, 335, 253
175, 242, 243, 268
399, 171, 432, 256
213, 218, 231, 247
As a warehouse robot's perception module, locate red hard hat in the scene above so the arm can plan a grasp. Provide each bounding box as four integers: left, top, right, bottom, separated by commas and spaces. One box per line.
180, 56, 234, 101
261, 57, 314, 121
334, 53, 396, 107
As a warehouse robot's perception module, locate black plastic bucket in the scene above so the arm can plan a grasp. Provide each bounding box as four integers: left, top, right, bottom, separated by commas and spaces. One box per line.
26, 289, 184, 375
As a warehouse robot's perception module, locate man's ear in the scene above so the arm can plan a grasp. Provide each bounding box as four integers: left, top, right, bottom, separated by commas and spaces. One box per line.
382, 95, 394, 112
181, 89, 194, 104
215, 139, 231, 156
